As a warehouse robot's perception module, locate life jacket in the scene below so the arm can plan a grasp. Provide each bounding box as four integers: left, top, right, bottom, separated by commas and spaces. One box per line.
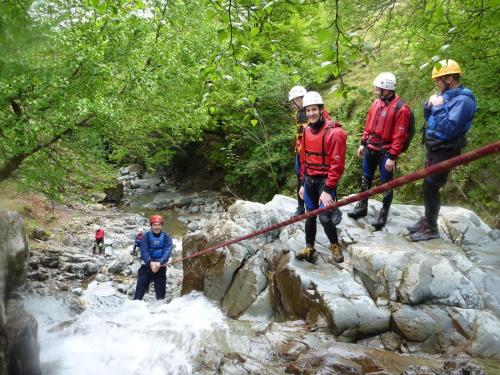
361, 95, 415, 156
295, 109, 331, 154
145, 231, 168, 261
303, 120, 343, 175
95, 229, 105, 241
425, 87, 476, 141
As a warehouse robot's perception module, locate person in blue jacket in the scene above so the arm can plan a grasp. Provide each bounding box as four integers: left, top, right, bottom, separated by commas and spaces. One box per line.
133, 215, 173, 300
408, 59, 476, 241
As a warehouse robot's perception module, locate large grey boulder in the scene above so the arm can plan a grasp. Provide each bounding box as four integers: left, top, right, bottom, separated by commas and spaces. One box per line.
0, 211, 40, 375
181, 194, 500, 358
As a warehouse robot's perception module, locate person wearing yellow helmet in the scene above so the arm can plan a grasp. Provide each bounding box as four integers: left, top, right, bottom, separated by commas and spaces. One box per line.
408, 59, 477, 241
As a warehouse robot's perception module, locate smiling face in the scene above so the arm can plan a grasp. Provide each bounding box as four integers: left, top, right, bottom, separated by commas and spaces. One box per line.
151, 222, 162, 234
305, 105, 321, 123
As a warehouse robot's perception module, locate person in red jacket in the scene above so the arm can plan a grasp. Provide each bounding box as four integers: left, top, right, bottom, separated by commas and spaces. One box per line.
296, 91, 347, 263
93, 227, 105, 254
288, 86, 330, 217
348, 72, 411, 230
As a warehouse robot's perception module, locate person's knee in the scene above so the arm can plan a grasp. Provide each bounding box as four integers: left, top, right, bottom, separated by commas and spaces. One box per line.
318, 213, 331, 226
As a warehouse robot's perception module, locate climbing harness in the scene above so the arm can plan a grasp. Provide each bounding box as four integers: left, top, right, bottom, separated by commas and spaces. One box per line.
170, 142, 500, 265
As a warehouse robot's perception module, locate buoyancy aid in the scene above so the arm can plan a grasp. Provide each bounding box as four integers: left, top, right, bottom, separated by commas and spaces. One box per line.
301, 119, 347, 188
95, 229, 105, 241
145, 231, 168, 261
424, 87, 476, 141
361, 95, 411, 157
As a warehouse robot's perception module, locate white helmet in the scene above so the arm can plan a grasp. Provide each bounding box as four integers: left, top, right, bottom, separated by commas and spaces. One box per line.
373, 72, 396, 90
288, 86, 307, 101
302, 91, 324, 107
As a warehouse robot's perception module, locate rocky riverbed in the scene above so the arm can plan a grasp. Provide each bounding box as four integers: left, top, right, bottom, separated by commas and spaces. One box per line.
2, 173, 500, 374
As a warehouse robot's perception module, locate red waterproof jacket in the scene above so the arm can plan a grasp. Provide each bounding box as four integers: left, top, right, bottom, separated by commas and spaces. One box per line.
95, 229, 105, 241
360, 95, 411, 159
300, 120, 347, 189
294, 109, 330, 154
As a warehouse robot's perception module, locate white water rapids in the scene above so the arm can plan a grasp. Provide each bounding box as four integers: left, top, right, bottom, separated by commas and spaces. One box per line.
24, 292, 229, 375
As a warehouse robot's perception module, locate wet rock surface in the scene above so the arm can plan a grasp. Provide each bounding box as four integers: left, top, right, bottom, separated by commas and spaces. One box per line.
0, 211, 41, 375
9, 181, 500, 374
183, 194, 500, 372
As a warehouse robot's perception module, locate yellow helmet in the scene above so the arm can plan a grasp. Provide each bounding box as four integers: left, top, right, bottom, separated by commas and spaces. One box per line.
431, 59, 461, 79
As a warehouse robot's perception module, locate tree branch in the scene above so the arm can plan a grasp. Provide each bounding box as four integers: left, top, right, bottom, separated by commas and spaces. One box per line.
0, 116, 93, 184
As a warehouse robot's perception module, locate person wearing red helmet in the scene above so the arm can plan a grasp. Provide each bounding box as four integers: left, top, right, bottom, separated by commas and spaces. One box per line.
133, 214, 173, 300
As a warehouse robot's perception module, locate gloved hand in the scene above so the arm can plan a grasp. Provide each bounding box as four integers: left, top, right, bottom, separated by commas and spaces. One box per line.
427, 94, 444, 107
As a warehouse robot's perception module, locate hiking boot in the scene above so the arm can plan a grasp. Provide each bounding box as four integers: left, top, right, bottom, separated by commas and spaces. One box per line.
292, 206, 306, 217
407, 217, 428, 234
296, 246, 316, 263
331, 207, 342, 226
348, 201, 368, 220
331, 243, 344, 263
409, 223, 440, 242
372, 208, 389, 231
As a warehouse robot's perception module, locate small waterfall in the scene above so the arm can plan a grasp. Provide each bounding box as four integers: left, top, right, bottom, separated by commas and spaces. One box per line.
24, 293, 228, 375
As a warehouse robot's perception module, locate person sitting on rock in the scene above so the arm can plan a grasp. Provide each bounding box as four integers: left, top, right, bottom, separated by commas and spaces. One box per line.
296, 91, 347, 263
93, 227, 105, 254
130, 227, 144, 257
133, 215, 173, 300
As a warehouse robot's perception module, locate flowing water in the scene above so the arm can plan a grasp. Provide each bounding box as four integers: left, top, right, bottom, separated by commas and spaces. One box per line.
24, 292, 229, 375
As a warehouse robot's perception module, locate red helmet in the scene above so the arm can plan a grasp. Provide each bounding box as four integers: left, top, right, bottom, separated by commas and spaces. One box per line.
149, 215, 164, 225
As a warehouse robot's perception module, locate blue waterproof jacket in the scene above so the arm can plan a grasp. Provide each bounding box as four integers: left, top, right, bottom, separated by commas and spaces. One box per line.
424, 87, 476, 141
139, 231, 173, 266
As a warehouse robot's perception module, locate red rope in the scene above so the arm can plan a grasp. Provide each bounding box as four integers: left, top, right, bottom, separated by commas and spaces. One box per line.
170, 141, 500, 265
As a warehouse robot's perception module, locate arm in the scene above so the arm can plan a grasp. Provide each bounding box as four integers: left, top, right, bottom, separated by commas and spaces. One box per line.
325, 127, 347, 191
387, 104, 411, 158
139, 235, 151, 265
360, 102, 375, 146
430, 96, 475, 139
159, 234, 173, 265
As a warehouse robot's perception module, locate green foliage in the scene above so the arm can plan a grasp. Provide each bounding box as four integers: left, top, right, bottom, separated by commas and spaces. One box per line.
0, 0, 498, 225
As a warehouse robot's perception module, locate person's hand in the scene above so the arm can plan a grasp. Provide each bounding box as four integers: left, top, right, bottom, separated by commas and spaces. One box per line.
357, 145, 365, 158
385, 158, 395, 172
299, 186, 304, 199
319, 191, 334, 207
427, 94, 444, 107
150, 261, 160, 273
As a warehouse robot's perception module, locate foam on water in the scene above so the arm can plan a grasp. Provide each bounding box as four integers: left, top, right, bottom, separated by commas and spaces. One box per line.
24, 292, 228, 375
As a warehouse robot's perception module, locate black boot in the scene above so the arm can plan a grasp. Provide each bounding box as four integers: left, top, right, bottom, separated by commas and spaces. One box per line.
372, 207, 389, 231
348, 201, 368, 219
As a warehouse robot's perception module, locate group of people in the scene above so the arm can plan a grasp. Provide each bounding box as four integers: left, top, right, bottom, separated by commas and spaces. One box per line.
289, 59, 476, 263
93, 215, 173, 301
91, 59, 476, 301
